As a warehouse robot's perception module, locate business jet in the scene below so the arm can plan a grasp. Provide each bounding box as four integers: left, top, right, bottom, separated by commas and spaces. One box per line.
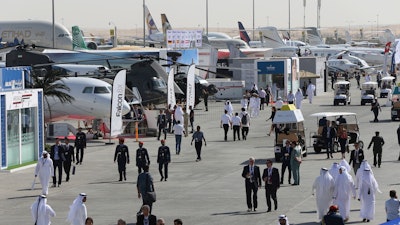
44, 77, 130, 122
0, 20, 73, 50
326, 59, 360, 74
329, 51, 380, 74
72, 26, 113, 50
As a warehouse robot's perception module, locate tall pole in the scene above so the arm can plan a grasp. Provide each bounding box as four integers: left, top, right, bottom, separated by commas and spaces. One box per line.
252, 0, 255, 40
376, 14, 379, 37
303, 0, 306, 28
52, 0, 55, 48
206, 0, 208, 36
143, 0, 146, 47
288, 0, 291, 38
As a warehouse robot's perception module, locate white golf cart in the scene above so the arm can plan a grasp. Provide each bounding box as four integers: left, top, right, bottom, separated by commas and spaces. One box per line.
310, 112, 363, 153
272, 105, 307, 162
333, 80, 351, 105
361, 81, 378, 105
380, 76, 395, 98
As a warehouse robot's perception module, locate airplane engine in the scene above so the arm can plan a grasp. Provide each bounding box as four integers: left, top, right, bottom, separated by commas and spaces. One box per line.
86, 41, 97, 50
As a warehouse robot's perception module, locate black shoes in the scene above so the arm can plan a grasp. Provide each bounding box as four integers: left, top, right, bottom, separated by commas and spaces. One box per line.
267, 208, 271, 212
160, 177, 164, 181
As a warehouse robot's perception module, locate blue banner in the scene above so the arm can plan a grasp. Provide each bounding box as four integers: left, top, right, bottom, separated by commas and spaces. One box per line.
257, 61, 285, 74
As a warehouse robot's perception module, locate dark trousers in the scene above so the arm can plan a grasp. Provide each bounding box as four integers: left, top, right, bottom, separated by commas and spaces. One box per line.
265, 185, 278, 210
167, 119, 172, 133
118, 162, 127, 181
190, 119, 194, 132
63, 161, 72, 181
53, 160, 63, 185
326, 137, 333, 157
76, 147, 84, 163
158, 163, 168, 179
245, 182, 258, 209
195, 141, 202, 159
242, 127, 249, 140
339, 138, 347, 153
223, 124, 229, 141
281, 160, 291, 183
137, 165, 145, 174
373, 111, 379, 122
373, 150, 382, 166
233, 125, 240, 141
175, 135, 182, 154
158, 127, 166, 140
353, 162, 360, 174
204, 98, 208, 111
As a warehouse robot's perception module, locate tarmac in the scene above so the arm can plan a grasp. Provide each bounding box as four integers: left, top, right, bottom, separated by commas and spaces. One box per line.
1, 77, 400, 225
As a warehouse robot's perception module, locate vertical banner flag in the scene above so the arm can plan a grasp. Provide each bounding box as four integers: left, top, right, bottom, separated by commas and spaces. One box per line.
186, 64, 196, 109
110, 70, 126, 137
167, 68, 176, 109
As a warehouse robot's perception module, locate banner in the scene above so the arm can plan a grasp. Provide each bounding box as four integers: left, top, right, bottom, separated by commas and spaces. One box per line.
186, 64, 195, 108
110, 70, 126, 137
167, 68, 176, 109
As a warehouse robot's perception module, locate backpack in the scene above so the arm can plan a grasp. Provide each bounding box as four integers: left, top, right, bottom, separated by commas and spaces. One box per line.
241, 113, 248, 125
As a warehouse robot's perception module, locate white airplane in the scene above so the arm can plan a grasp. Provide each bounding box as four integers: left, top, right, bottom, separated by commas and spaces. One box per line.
0, 20, 73, 50
52, 64, 112, 76
328, 51, 380, 74
44, 77, 130, 122
326, 59, 360, 74
72, 26, 113, 50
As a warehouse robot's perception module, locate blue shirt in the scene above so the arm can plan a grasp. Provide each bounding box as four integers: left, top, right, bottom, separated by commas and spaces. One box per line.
386, 198, 400, 221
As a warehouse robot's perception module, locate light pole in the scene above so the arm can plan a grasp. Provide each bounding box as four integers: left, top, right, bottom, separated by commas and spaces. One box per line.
143, 0, 146, 47
109, 22, 117, 47
206, 0, 208, 36
368, 20, 376, 39
252, 0, 255, 40
288, 0, 291, 38
52, 0, 55, 48
376, 14, 379, 37
345, 20, 353, 31
303, 0, 306, 28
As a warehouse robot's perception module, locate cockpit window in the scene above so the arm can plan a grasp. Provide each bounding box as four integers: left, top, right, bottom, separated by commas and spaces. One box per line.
58, 33, 70, 37
94, 86, 110, 93
152, 78, 167, 88
82, 87, 93, 93
107, 86, 112, 92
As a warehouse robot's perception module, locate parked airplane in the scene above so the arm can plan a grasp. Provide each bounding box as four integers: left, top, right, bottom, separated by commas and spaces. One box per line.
329, 51, 380, 74
0, 20, 73, 50
145, 5, 164, 43
326, 58, 360, 74
44, 77, 131, 122
72, 26, 113, 50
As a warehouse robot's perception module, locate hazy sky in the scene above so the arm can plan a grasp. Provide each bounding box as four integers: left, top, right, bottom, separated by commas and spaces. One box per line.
2, 0, 399, 33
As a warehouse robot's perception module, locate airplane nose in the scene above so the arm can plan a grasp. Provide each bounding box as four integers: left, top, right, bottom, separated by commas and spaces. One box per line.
122, 100, 131, 116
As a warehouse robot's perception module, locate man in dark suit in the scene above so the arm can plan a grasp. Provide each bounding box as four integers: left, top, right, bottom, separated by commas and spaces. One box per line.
136, 141, 150, 174
157, 109, 167, 140
349, 141, 364, 174
114, 138, 130, 181
241, 157, 261, 212
322, 121, 337, 159
262, 159, 280, 212
137, 205, 157, 225
63, 137, 75, 182
368, 131, 385, 167
157, 139, 170, 181
280, 140, 292, 184
74, 127, 86, 165
50, 138, 65, 187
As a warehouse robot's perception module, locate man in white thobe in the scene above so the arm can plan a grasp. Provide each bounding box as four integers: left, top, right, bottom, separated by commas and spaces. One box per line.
306, 81, 316, 104
174, 104, 184, 125
312, 168, 335, 221
333, 166, 356, 222
328, 162, 340, 182
34, 151, 54, 195
224, 100, 234, 116
295, 89, 303, 109
275, 97, 284, 110
31, 195, 56, 225
358, 168, 380, 222
249, 94, 259, 118
67, 193, 87, 225
355, 160, 371, 188
240, 95, 249, 109
339, 158, 351, 173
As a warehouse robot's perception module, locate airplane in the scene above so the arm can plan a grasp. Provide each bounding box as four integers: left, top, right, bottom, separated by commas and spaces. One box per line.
328, 51, 380, 74
0, 20, 73, 50
44, 77, 131, 122
72, 26, 113, 50
326, 58, 360, 74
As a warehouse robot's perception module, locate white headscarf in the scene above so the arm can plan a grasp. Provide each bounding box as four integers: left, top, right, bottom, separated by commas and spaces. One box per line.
360, 168, 381, 193
278, 214, 289, 225
317, 168, 335, 196
67, 193, 86, 223
356, 160, 371, 187
336, 166, 354, 197
31, 195, 47, 223
340, 158, 351, 173
329, 162, 340, 181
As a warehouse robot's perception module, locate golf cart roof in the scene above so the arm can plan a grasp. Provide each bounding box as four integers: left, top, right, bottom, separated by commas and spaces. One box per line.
273, 108, 304, 124
334, 81, 350, 85
381, 76, 395, 81
309, 112, 356, 118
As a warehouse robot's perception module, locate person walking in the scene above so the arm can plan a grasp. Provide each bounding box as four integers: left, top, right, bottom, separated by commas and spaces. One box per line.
189, 105, 194, 133
267, 106, 277, 136
166, 106, 173, 133
287, 91, 295, 104
136, 141, 150, 174
242, 157, 261, 212
137, 205, 157, 225
240, 108, 250, 140
295, 88, 303, 109
202, 89, 209, 111
306, 80, 316, 104
349, 142, 364, 174
67, 193, 87, 225
278, 215, 289, 225
337, 125, 348, 159
280, 140, 292, 184
173, 120, 185, 154
34, 151, 54, 195
371, 98, 381, 122
385, 190, 400, 222
333, 166, 356, 222
312, 168, 335, 222
74, 127, 86, 165
262, 159, 280, 212
367, 131, 385, 168
191, 125, 206, 162
322, 121, 336, 159
259, 88, 266, 110
358, 168, 380, 222
114, 138, 130, 181
220, 110, 231, 141
31, 195, 56, 225
137, 165, 155, 212
157, 109, 167, 141
397, 125, 400, 161
50, 138, 65, 187
231, 112, 241, 141
157, 139, 170, 181
323, 205, 345, 225
290, 141, 302, 185
63, 137, 75, 182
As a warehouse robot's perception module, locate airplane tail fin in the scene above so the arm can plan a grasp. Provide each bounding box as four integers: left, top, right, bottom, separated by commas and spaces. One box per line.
258, 27, 286, 48
382, 29, 395, 45
72, 26, 88, 50
306, 27, 324, 46
161, 14, 172, 35
226, 42, 246, 58
145, 5, 160, 35
238, 21, 251, 44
